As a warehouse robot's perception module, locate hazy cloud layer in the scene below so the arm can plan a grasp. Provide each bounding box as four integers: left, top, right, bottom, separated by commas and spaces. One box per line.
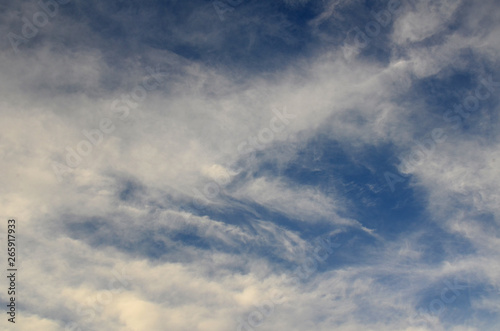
1, 0, 499, 330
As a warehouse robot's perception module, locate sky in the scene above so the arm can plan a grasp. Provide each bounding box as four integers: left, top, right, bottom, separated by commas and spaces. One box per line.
1, 0, 500, 330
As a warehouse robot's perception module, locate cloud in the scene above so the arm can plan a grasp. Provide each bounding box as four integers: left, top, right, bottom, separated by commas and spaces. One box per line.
1, 0, 500, 330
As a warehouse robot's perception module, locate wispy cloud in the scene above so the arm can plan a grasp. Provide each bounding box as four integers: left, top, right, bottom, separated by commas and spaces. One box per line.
1, 0, 500, 330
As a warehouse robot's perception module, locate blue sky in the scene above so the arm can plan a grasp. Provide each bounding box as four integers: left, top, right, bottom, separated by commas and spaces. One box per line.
1, 0, 500, 330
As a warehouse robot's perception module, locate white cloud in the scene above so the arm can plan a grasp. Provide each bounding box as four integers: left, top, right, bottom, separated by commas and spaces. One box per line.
1, 0, 500, 330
